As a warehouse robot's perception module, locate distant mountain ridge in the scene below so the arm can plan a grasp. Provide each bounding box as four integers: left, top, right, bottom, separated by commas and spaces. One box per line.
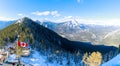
0, 21, 15, 30
37, 20, 120, 47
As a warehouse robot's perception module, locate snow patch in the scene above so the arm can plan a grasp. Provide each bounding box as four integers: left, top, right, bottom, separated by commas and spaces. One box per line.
102, 54, 120, 66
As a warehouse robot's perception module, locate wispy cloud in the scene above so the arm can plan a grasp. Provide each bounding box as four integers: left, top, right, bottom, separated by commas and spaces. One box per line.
77, 0, 81, 3
77, 0, 84, 3
45, 16, 120, 26
0, 17, 15, 21
32, 11, 50, 16
51, 10, 60, 17
75, 18, 120, 26
31, 10, 60, 17
17, 13, 27, 17
18, 13, 23, 16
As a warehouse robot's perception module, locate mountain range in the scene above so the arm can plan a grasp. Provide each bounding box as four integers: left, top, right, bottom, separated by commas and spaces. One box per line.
36, 19, 120, 47
0, 17, 117, 54
1, 18, 120, 47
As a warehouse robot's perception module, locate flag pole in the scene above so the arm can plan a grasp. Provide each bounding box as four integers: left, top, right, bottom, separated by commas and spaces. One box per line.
17, 21, 20, 59
17, 35, 19, 58
17, 23, 19, 58
17, 21, 20, 65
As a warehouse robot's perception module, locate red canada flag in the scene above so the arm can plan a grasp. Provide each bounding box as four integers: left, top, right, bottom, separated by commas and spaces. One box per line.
18, 41, 21, 46
18, 41, 28, 47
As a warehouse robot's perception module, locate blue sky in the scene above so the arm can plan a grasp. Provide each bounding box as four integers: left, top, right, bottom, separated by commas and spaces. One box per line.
0, 0, 120, 25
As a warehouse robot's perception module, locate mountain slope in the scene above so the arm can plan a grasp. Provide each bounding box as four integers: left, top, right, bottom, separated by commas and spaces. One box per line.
21, 17, 118, 53
102, 54, 120, 66
102, 30, 120, 47
38, 20, 120, 47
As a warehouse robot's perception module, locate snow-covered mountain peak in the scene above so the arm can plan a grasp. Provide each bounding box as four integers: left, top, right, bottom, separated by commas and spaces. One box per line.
16, 17, 29, 23
16, 19, 22, 24
69, 19, 79, 26
64, 18, 80, 28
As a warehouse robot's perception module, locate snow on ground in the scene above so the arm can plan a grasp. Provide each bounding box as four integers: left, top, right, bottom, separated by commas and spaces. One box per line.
102, 54, 120, 66
6, 54, 18, 63
21, 51, 47, 66
20, 50, 64, 66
